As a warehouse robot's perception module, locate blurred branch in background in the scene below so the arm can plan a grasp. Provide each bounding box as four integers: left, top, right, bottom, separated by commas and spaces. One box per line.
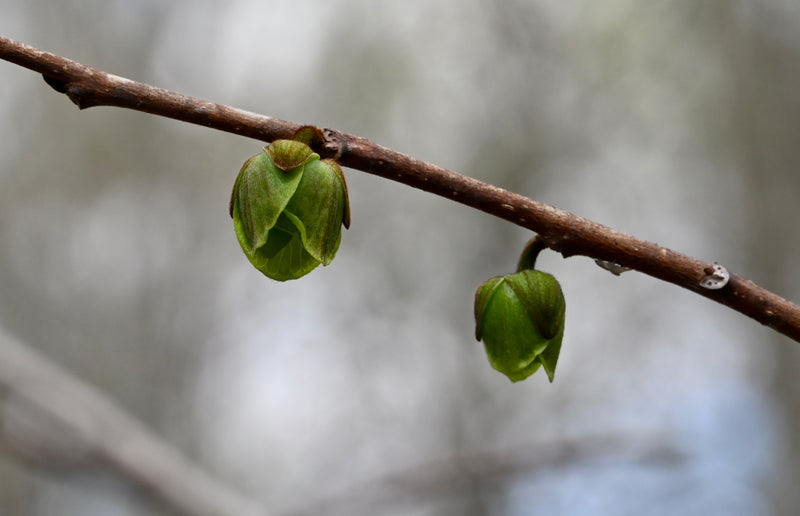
1, 34, 799, 342
283, 433, 684, 516
0, 327, 265, 516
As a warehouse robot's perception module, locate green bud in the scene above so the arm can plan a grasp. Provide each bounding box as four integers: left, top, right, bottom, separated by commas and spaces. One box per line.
474, 269, 565, 382
266, 139, 317, 171
230, 140, 350, 281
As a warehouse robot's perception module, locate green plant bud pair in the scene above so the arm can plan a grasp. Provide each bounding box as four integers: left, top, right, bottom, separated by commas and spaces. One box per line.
474, 239, 566, 382
230, 139, 350, 281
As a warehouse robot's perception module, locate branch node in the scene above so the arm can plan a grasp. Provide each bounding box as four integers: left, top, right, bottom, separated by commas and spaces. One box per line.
65, 83, 99, 109
595, 260, 632, 276
321, 128, 344, 160
699, 262, 730, 290
42, 74, 67, 93
42, 75, 98, 109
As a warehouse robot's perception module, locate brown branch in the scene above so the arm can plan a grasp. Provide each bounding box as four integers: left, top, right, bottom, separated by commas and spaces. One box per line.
2, 35, 799, 342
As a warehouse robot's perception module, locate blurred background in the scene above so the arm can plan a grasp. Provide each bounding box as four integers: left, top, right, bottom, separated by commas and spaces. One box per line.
1, 1, 799, 515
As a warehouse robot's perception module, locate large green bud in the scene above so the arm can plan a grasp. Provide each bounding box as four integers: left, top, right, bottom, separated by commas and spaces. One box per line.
474, 239, 566, 382
230, 140, 350, 281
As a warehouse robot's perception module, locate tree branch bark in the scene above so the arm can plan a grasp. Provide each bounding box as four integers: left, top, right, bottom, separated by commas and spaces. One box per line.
2, 35, 799, 342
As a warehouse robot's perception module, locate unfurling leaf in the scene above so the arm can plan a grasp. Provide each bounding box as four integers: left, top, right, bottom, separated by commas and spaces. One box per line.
474, 269, 565, 382
231, 140, 350, 281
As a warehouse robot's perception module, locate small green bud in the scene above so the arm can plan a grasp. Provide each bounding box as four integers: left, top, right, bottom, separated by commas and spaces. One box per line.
266, 139, 317, 171
230, 140, 350, 281
474, 269, 565, 382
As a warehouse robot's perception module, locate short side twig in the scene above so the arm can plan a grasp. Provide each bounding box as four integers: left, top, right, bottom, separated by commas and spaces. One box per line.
1, 35, 799, 342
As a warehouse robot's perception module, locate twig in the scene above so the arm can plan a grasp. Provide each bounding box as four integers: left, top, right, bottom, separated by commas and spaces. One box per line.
0, 327, 265, 516
1, 35, 799, 342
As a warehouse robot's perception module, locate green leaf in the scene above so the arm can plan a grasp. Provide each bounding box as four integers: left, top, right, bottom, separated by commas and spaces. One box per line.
257, 222, 293, 260
246, 213, 321, 281
474, 269, 566, 383
230, 144, 351, 282
505, 357, 543, 383
478, 280, 549, 382
474, 276, 504, 340
505, 270, 565, 340
232, 151, 304, 254
285, 159, 346, 265
229, 154, 255, 218
324, 159, 351, 229
537, 323, 563, 382
266, 139, 318, 171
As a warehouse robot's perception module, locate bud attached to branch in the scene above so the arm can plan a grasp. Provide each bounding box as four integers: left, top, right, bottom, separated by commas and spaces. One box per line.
474, 238, 566, 382
230, 140, 350, 281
